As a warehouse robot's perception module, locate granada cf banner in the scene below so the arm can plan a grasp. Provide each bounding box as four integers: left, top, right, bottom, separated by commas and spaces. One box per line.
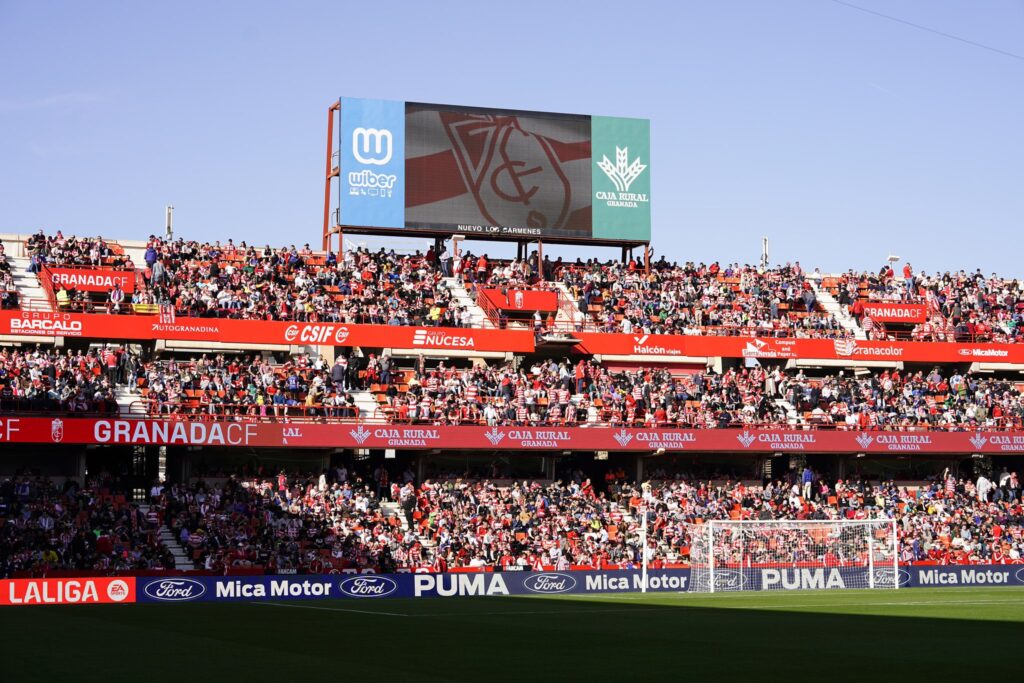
861, 303, 928, 324
4, 416, 1024, 455
44, 266, 135, 293
338, 97, 651, 243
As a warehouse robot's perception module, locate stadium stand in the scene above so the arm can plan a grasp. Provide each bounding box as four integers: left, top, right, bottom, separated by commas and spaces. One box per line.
4, 343, 1024, 432
2, 230, 1024, 582
0, 475, 175, 576
106, 466, 1024, 575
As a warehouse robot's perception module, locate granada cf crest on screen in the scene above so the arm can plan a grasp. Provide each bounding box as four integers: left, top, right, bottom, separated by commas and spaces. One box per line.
337, 97, 651, 243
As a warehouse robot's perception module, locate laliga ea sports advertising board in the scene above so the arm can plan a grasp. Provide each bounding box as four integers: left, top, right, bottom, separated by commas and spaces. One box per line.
338, 97, 651, 243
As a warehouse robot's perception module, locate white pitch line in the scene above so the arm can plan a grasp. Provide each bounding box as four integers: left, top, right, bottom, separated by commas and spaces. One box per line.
254, 601, 675, 618
251, 601, 409, 617
590, 595, 1024, 609
735, 598, 1024, 610
251, 595, 1024, 618
420, 606, 679, 618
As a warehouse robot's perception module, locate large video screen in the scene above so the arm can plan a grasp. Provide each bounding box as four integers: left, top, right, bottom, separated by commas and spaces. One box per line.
338, 97, 650, 243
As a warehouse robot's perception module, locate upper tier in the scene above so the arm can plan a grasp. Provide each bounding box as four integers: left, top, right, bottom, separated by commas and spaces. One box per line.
1, 231, 1021, 365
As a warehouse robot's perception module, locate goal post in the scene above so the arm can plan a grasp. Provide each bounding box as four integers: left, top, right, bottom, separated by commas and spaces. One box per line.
690, 519, 899, 592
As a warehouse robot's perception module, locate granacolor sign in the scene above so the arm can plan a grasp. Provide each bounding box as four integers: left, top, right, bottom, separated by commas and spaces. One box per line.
573, 332, 1024, 365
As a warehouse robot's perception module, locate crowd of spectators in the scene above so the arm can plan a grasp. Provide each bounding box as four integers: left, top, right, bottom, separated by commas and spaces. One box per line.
0, 474, 174, 577
376, 360, 786, 428
134, 353, 360, 419
26, 230, 134, 271
554, 258, 847, 337
17, 233, 1024, 344
3, 345, 1023, 432
0, 242, 16, 309
143, 463, 1024, 574
780, 367, 1024, 430
140, 238, 470, 326
0, 346, 122, 413
377, 360, 1024, 431
830, 264, 1024, 343
6, 465, 1022, 577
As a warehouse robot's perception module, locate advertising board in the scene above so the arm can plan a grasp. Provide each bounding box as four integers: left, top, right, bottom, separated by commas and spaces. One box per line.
339, 97, 651, 243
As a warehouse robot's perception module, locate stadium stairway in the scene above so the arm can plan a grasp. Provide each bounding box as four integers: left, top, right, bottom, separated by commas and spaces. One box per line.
379, 501, 409, 530
115, 385, 140, 416
553, 282, 587, 329
443, 277, 493, 328
140, 504, 195, 570
807, 276, 866, 340
350, 390, 380, 420
774, 397, 800, 425
9, 255, 51, 311
115, 240, 149, 269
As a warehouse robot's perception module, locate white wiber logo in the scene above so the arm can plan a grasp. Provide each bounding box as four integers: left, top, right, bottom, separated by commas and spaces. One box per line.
352, 127, 393, 165
598, 147, 646, 192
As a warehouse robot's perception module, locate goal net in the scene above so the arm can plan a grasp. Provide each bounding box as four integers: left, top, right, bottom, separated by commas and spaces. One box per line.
688, 519, 899, 592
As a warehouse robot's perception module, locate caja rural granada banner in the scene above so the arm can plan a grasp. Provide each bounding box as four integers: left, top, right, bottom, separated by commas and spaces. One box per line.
4, 416, 1024, 454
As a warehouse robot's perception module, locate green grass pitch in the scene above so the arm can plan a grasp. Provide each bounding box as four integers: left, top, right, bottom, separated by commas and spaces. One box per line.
3, 587, 1023, 681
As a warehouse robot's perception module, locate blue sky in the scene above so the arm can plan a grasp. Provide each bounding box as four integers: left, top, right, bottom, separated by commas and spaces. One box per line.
1, 1, 1021, 274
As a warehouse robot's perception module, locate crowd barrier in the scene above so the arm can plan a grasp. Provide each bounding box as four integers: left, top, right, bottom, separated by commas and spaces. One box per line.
3, 565, 1024, 606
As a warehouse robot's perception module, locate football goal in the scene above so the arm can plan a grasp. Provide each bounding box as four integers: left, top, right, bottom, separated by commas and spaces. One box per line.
688, 519, 899, 592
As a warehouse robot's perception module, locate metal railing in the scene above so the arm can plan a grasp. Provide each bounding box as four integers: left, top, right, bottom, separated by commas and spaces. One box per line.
0, 398, 119, 416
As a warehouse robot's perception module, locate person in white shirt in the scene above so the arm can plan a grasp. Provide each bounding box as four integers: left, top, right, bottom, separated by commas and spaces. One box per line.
977, 475, 992, 503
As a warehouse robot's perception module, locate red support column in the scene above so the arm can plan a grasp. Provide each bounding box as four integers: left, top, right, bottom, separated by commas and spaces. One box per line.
322, 101, 340, 252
